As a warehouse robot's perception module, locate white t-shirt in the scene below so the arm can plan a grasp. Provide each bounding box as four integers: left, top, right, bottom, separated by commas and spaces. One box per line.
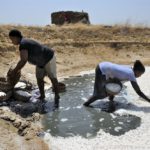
99, 62, 136, 82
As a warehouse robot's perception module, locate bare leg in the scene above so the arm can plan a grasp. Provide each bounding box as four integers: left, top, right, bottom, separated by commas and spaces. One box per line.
108, 95, 115, 112
84, 65, 105, 107
37, 78, 45, 100
50, 77, 60, 108
83, 96, 99, 107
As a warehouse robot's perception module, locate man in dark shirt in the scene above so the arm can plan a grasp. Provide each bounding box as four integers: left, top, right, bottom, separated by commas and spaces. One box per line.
8, 29, 60, 108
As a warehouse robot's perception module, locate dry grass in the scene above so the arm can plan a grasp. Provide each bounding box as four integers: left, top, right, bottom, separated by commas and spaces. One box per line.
0, 24, 150, 79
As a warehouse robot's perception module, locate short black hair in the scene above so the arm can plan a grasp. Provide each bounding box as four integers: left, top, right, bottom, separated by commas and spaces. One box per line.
9, 29, 23, 39
133, 60, 145, 73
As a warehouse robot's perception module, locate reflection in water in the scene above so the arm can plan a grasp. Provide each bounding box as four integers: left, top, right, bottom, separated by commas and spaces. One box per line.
42, 74, 141, 138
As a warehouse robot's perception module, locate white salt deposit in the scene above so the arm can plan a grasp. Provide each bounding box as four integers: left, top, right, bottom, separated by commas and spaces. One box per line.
99, 118, 104, 122
73, 83, 77, 86
86, 133, 92, 138
76, 105, 82, 109
64, 107, 71, 111
30, 98, 38, 103
118, 122, 123, 125
0, 91, 6, 97
81, 97, 87, 102
44, 67, 150, 150
80, 70, 95, 75
60, 118, 68, 122
115, 109, 128, 116
114, 126, 122, 132
16, 90, 31, 97
110, 113, 117, 119
14, 82, 26, 89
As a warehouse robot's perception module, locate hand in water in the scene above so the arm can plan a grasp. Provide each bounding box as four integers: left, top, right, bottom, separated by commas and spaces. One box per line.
83, 102, 94, 108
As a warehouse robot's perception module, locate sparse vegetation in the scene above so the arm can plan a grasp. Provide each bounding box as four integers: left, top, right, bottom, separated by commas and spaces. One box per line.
0, 23, 150, 78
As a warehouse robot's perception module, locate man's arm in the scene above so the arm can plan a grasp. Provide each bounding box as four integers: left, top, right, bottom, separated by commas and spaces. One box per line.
13, 49, 28, 74
131, 81, 150, 102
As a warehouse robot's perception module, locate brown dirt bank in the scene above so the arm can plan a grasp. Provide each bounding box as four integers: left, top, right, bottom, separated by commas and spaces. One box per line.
0, 119, 49, 150
0, 106, 49, 150
0, 24, 150, 149
0, 24, 150, 80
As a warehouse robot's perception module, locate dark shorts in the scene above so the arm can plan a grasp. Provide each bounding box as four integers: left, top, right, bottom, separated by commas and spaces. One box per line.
93, 65, 107, 98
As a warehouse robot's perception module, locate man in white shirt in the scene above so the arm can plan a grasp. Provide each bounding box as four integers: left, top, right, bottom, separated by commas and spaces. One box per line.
83, 60, 150, 112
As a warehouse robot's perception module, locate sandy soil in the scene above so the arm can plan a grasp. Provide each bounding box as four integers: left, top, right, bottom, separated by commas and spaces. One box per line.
0, 24, 150, 149
0, 119, 49, 150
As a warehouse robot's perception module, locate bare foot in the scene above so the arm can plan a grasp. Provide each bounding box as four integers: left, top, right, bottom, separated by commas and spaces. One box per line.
108, 101, 116, 113
83, 102, 90, 107
102, 101, 116, 113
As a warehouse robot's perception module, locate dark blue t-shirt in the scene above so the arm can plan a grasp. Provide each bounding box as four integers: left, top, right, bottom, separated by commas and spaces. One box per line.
19, 38, 54, 67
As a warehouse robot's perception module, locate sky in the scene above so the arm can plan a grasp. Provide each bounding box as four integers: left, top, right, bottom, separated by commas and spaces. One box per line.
0, 0, 150, 26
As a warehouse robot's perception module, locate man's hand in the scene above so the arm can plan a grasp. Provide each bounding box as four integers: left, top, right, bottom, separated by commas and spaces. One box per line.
8, 49, 28, 79
7, 66, 21, 86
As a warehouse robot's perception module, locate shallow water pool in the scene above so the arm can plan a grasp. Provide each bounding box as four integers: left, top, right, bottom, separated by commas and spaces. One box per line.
42, 74, 141, 138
